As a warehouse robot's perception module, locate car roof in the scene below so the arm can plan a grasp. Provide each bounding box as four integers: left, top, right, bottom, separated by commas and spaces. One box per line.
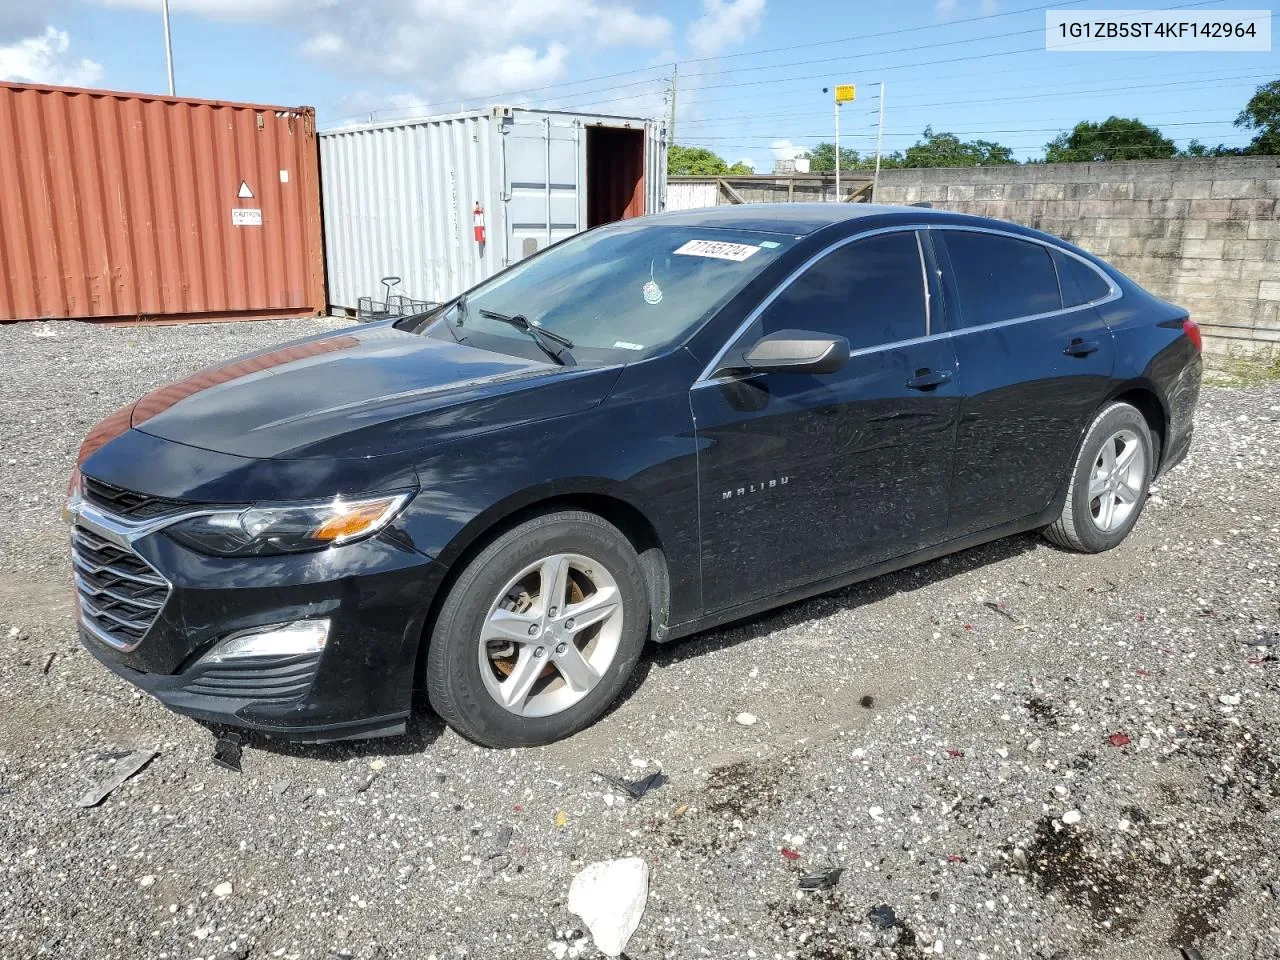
640, 202, 961, 236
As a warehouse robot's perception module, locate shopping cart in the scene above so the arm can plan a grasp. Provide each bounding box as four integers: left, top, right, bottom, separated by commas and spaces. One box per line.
357, 276, 439, 322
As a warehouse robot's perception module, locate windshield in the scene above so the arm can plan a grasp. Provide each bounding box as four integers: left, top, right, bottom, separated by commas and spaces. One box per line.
413, 222, 794, 363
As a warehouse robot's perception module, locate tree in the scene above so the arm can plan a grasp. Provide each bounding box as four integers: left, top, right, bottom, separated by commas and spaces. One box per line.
727, 160, 756, 174
803, 142, 863, 172
1235, 79, 1280, 155
900, 126, 1016, 167
1180, 139, 1240, 158
1045, 117, 1176, 162
668, 145, 730, 176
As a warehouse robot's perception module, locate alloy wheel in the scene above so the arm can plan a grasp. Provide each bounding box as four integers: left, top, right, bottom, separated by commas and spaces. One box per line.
477, 553, 623, 717
1088, 428, 1146, 533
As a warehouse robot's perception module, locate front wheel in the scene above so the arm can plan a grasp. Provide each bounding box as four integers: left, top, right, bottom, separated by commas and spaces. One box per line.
426, 511, 650, 748
1044, 401, 1154, 553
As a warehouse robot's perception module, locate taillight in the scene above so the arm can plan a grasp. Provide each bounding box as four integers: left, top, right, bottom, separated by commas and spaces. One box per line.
1183, 318, 1202, 353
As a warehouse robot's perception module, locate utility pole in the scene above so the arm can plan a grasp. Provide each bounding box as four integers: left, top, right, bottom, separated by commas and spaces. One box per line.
872, 81, 887, 203
161, 0, 176, 95
668, 64, 678, 143
828, 84, 855, 202
834, 94, 840, 201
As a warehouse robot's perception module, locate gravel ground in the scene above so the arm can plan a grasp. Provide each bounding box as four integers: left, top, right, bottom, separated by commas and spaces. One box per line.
1, 319, 1278, 960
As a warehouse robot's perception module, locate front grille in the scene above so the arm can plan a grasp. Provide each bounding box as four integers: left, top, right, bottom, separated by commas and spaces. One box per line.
83, 476, 189, 519
71, 526, 170, 651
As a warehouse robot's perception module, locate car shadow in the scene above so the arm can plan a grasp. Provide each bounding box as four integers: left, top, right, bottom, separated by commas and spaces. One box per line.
202, 709, 446, 763
616, 531, 1043, 703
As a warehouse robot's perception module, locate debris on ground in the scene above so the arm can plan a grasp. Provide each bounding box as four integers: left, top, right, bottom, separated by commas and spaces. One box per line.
212, 733, 245, 773
41, 652, 55, 674
735, 712, 758, 726
780, 847, 801, 861
798, 868, 844, 890
1107, 732, 1131, 747
566, 858, 649, 958
868, 904, 897, 929
592, 769, 668, 801
213, 881, 233, 898
1180, 948, 1206, 960
983, 599, 1018, 622
76, 748, 157, 808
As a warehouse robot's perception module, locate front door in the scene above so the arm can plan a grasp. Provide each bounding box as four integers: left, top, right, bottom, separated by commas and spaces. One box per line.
691, 229, 961, 613
934, 229, 1117, 535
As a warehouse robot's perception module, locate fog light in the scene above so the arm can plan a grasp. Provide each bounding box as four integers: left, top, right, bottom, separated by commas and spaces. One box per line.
198, 618, 330, 665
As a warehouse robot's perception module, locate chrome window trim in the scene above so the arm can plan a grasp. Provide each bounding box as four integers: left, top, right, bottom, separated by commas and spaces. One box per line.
692, 221, 1121, 388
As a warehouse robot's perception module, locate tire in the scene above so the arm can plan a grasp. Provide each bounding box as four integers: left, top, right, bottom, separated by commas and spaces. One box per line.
426, 511, 650, 748
1044, 402, 1154, 553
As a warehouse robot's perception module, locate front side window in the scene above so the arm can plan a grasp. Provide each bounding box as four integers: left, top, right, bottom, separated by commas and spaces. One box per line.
748, 231, 928, 353
410, 223, 793, 364
941, 231, 1062, 328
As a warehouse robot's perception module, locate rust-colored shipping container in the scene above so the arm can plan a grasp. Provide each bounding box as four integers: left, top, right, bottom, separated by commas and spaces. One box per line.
0, 81, 326, 324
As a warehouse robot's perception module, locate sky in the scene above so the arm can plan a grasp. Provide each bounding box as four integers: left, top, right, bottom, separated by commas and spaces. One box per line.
1, 0, 1276, 169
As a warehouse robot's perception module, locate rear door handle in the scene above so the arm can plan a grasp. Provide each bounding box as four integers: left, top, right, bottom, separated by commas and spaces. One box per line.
1064, 338, 1100, 357
906, 368, 953, 391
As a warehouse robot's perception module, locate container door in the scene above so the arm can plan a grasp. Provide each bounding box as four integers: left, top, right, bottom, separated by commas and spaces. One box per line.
502, 116, 582, 266
648, 123, 668, 213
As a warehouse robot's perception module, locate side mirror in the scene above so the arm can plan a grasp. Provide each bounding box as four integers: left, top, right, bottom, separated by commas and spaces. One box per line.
742, 329, 850, 375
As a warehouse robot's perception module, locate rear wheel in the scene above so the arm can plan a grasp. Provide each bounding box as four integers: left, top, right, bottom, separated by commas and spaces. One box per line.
1045, 402, 1153, 553
426, 511, 649, 747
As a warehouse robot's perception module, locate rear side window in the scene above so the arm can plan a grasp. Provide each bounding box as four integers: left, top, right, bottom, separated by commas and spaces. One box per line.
756, 231, 927, 351
941, 231, 1061, 328
1052, 249, 1112, 307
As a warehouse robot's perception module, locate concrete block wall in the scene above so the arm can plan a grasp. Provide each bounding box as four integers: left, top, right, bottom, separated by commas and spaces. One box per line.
875, 158, 1280, 357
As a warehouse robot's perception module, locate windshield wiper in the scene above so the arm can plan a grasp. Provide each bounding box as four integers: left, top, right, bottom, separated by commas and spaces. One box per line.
478, 309, 576, 366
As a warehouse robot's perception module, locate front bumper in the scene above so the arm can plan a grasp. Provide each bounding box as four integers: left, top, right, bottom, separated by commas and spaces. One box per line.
71, 501, 448, 741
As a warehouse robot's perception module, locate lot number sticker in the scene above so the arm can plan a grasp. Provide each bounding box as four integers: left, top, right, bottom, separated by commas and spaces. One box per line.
673, 239, 760, 262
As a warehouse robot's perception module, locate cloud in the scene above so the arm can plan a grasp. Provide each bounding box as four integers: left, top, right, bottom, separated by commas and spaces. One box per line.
592, 6, 672, 48
455, 44, 569, 99
0, 27, 104, 86
979, 0, 998, 13
934, 0, 960, 19
735, 156, 757, 171
770, 138, 806, 161
688, 0, 766, 56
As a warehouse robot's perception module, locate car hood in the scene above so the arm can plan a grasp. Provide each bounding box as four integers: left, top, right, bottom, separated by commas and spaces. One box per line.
130, 324, 621, 460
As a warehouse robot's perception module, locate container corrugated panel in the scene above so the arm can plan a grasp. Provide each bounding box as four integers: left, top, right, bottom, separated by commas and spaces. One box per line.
320, 107, 668, 312
666, 180, 719, 211
0, 81, 326, 324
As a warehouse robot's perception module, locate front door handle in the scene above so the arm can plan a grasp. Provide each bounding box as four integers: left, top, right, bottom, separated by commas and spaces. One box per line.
906, 368, 953, 391
1064, 338, 1100, 357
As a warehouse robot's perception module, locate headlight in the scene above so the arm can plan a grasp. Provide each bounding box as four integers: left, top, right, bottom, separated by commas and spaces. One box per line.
167, 492, 413, 557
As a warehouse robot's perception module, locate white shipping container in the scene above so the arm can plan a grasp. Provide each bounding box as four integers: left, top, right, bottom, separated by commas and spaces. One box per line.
320, 106, 668, 312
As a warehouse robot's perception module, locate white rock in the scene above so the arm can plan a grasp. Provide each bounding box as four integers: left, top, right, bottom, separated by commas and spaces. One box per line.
868, 806, 885, 823
548, 943, 569, 960
1219, 693, 1241, 706
1062, 810, 1082, 825
212, 881, 233, 898
139, 875, 156, 888
1117, 818, 1132, 832
567, 858, 649, 958
735, 712, 758, 726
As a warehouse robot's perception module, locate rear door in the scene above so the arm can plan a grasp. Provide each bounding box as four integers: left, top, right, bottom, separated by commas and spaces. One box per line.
691, 229, 960, 612
935, 228, 1116, 536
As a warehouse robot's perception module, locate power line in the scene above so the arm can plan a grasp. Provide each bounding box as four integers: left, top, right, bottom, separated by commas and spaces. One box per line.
321, 0, 1098, 123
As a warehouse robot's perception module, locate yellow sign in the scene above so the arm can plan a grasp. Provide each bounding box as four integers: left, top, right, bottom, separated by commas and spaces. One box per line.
834, 84, 856, 103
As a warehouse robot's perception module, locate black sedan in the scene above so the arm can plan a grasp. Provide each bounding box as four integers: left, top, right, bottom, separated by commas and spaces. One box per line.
68, 204, 1202, 748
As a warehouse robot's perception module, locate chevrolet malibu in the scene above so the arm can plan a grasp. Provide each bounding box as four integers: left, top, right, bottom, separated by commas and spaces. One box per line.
68, 205, 1202, 748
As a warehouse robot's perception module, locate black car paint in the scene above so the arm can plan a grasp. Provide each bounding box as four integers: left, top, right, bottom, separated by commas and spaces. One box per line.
75, 205, 1201, 740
